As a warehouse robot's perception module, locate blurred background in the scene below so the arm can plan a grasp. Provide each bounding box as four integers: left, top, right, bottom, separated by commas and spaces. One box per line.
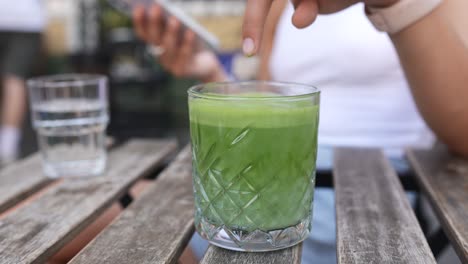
19, 0, 250, 157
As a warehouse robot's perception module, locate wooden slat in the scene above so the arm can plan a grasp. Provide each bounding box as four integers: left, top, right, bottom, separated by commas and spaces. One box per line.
201, 244, 302, 264
0, 139, 176, 264
0, 137, 116, 214
334, 148, 436, 264
407, 145, 468, 263
0, 155, 50, 213
70, 146, 194, 264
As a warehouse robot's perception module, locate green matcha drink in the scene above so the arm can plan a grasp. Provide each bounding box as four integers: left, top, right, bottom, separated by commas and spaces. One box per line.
188, 82, 320, 252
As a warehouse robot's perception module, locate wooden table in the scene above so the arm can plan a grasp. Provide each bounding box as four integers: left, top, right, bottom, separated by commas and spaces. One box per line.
0, 139, 466, 264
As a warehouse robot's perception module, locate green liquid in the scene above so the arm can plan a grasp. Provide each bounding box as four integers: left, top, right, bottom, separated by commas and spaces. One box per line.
189, 98, 319, 231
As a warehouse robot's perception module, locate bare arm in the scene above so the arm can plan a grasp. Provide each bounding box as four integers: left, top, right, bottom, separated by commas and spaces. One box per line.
391, 0, 468, 156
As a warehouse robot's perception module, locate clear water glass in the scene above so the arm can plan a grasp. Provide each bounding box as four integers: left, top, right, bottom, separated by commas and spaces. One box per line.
27, 74, 109, 178
188, 81, 320, 252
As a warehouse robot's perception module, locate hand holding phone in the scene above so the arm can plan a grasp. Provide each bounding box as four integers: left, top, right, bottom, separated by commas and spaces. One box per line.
130, 2, 227, 82
108, 0, 220, 51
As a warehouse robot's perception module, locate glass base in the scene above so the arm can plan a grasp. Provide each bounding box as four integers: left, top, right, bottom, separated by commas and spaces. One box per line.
196, 216, 311, 252
42, 156, 106, 178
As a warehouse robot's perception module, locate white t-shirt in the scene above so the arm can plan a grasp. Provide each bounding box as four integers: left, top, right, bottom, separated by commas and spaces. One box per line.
0, 0, 46, 32
269, 3, 434, 157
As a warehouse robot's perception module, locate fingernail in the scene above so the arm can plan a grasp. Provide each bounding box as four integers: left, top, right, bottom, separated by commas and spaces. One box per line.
243, 38, 255, 56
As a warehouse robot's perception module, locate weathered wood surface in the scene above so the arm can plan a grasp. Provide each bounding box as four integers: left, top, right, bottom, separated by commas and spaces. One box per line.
70, 146, 194, 264
334, 148, 436, 264
201, 244, 302, 264
0, 139, 177, 264
407, 145, 468, 263
0, 137, 116, 214
0, 155, 51, 213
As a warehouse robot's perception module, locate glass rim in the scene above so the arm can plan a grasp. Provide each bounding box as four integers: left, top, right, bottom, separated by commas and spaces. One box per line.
188, 81, 320, 101
27, 74, 107, 89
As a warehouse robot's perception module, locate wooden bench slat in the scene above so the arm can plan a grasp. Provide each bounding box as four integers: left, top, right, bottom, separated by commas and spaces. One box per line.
407, 145, 468, 263
334, 148, 436, 264
201, 244, 302, 264
70, 146, 194, 264
0, 155, 50, 213
0, 137, 116, 214
0, 139, 177, 264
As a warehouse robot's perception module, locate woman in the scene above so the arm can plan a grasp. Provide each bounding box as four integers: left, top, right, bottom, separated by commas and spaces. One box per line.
0, 0, 45, 165
133, 0, 468, 262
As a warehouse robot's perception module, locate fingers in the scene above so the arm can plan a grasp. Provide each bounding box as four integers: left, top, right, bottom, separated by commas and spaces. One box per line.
291, 0, 319, 28
159, 17, 181, 67
241, 0, 321, 56
172, 30, 195, 76
133, 5, 148, 42
147, 5, 164, 45
242, 0, 274, 56
133, 4, 166, 46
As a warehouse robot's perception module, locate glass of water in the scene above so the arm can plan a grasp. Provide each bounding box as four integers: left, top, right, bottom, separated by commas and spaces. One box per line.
27, 74, 109, 178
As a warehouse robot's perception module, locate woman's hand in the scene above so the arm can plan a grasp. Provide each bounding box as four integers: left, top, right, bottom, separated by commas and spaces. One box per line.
242, 0, 398, 56
133, 5, 227, 82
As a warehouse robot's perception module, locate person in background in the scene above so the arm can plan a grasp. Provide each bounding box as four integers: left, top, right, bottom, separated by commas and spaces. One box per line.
0, 0, 45, 165
134, 0, 468, 262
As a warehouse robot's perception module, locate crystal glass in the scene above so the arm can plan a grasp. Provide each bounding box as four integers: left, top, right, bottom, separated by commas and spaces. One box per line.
188, 81, 320, 252
27, 74, 109, 178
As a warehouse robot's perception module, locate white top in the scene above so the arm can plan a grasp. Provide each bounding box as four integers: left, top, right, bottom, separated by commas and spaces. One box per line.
0, 0, 46, 32
270, 3, 434, 157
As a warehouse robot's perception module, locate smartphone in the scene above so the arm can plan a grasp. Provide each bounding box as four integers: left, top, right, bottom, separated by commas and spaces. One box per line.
108, 0, 220, 51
